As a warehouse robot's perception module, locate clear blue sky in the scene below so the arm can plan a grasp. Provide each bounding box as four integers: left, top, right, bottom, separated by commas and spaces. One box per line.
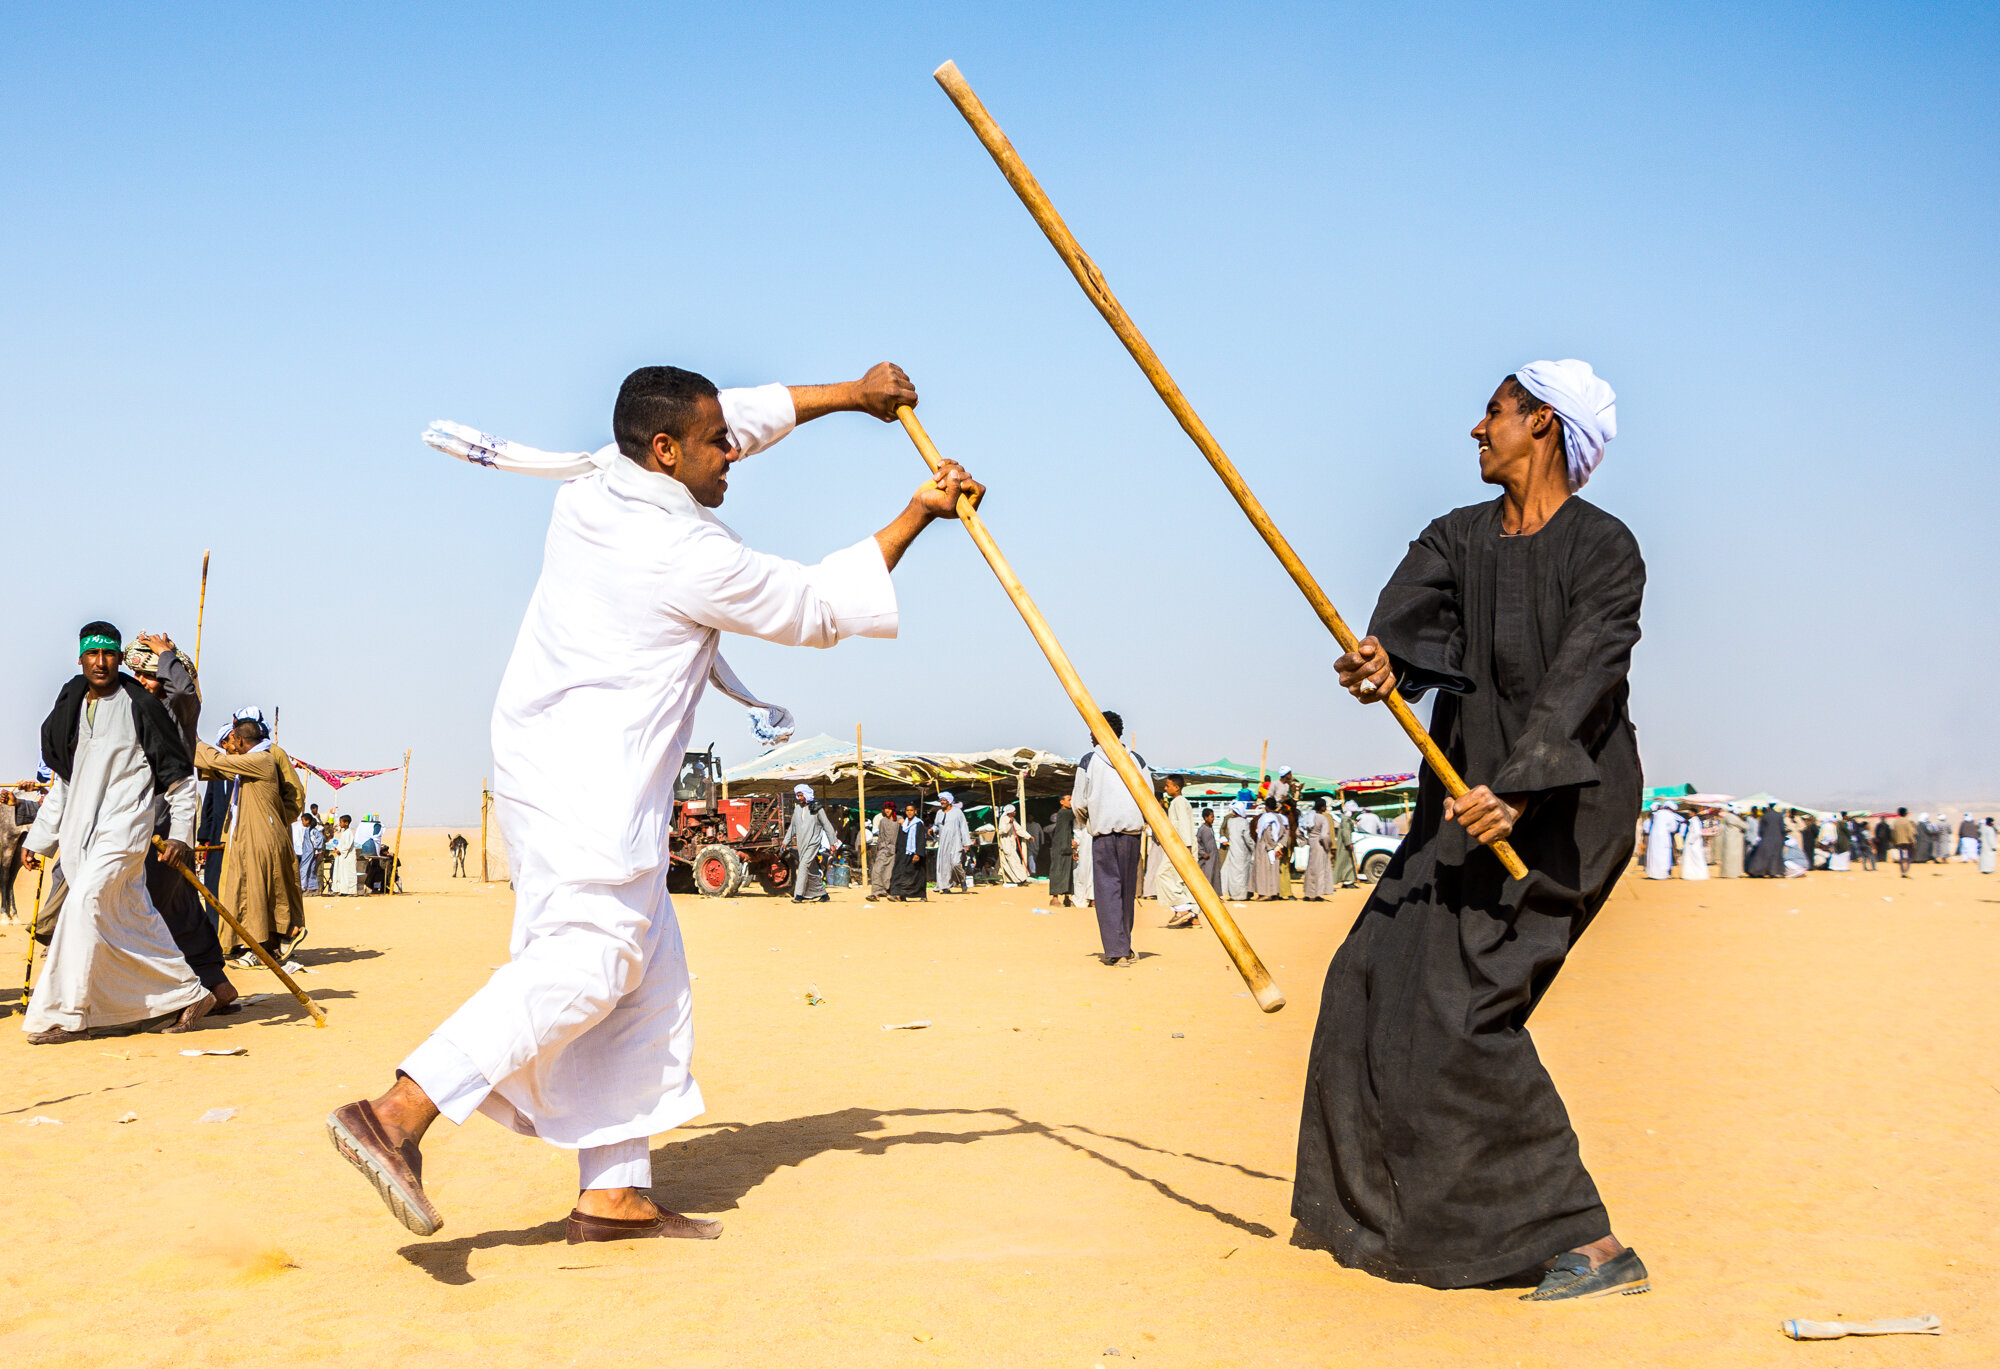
5, 2, 1995, 822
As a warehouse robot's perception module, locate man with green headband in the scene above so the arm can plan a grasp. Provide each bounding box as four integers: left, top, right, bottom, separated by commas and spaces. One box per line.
20, 622, 215, 1042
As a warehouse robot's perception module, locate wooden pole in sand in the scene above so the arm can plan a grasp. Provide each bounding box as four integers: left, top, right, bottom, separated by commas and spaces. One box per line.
854, 725, 867, 889
479, 778, 490, 882
1259, 739, 1268, 787
153, 838, 326, 1027
896, 405, 1283, 1012
193, 550, 211, 671
931, 60, 1528, 883
388, 750, 411, 894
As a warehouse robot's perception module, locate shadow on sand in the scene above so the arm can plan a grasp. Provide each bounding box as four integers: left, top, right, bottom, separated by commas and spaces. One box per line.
398, 1104, 1285, 1284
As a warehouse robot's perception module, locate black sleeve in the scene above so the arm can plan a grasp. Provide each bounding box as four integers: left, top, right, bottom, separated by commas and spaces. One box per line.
1489, 521, 1645, 796
1368, 517, 1472, 699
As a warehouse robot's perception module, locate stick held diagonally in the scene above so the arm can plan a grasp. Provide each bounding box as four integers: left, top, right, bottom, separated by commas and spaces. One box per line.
930, 59, 1529, 883
152, 837, 327, 1027
896, 405, 1282, 1013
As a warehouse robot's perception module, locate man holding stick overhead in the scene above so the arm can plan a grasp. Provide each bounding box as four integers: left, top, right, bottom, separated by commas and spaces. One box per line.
1294, 361, 1650, 1300
329, 361, 982, 1243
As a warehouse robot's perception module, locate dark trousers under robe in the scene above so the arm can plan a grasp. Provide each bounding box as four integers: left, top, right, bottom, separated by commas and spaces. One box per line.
1091, 831, 1142, 959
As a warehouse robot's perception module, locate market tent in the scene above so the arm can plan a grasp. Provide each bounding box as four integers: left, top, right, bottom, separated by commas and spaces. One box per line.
1643, 782, 1696, 802
721, 734, 1076, 798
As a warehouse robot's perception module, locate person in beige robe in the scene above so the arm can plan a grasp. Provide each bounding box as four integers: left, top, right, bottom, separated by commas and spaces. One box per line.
197, 720, 306, 956
1251, 802, 1287, 899
1302, 798, 1337, 898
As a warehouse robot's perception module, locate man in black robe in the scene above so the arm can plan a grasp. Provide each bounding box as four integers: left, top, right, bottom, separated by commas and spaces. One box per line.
1294, 361, 1650, 1301
1045, 794, 1077, 907
1743, 808, 1786, 878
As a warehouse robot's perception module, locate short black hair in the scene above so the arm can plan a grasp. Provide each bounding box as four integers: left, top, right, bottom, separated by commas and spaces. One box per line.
613, 366, 720, 461
231, 718, 264, 742
1503, 374, 1549, 418
80, 619, 121, 645
1101, 711, 1123, 738
1898, 806, 1908, 816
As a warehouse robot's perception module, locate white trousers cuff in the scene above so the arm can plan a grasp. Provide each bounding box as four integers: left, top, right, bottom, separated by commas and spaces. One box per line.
400, 1034, 492, 1125
578, 1137, 652, 1191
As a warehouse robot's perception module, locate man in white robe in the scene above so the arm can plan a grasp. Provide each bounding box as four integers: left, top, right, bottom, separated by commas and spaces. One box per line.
1643, 804, 1680, 879
329, 362, 982, 1243
1220, 795, 1255, 900
783, 784, 841, 902
1155, 776, 1200, 929
1678, 810, 1708, 880
932, 792, 973, 894
21, 623, 213, 1043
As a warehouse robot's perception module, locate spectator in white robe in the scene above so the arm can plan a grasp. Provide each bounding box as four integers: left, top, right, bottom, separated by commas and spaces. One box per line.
329, 362, 982, 1243
1643, 803, 1680, 879
1220, 793, 1255, 900
933, 792, 973, 894
329, 814, 361, 894
1981, 818, 1997, 875
1154, 775, 1199, 928
21, 622, 214, 1043
1678, 810, 1708, 880
1072, 822, 1095, 904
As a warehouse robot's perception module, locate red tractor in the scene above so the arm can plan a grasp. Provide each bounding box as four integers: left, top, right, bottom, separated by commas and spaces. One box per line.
670, 747, 793, 896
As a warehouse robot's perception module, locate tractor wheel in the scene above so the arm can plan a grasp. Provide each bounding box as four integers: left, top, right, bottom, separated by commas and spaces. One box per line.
1360, 851, 1391, 885
753, 858, 793, 897
693, 844, 746, 897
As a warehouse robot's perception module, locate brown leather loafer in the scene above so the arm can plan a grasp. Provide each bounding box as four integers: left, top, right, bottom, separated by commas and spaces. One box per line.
566, 1206, 722, 1244
326, 1100, 444, 1236
161, 991, 218, 1034
25, 1026, 91, 1045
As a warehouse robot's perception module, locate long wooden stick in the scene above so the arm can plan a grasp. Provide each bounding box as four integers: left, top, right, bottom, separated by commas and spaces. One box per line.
388, 749, 411, 894
932, 60, 1528, 882
897, 406, 1282, 1012
194, 549, 211, 671
20, 863, 46, 1015
153, 838, 326, 1027
479, 778, 490, 882
854, 725, 868, 886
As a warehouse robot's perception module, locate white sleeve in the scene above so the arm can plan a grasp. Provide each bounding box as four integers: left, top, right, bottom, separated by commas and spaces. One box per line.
719, 384, 797, 459
24, 779, 65, 855
668, 529, 897, 645
162, 776, 198, 846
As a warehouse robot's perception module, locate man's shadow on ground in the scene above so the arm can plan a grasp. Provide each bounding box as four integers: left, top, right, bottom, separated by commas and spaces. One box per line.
397, 1105, 1286, 1285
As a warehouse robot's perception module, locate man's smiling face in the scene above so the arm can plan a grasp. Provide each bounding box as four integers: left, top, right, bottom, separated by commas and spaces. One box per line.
651, 395, 741, 507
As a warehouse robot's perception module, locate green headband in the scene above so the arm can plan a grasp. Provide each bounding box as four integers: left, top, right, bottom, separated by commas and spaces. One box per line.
80, 633, 121, 653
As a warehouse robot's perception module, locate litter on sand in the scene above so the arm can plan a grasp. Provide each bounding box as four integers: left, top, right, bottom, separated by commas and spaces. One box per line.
179, 1047, 248, 1057
1030, 907, 1054, 915
198, 1108, 239, 1123
881, 1020, 931, 1031
805, 985, 825, 1006
1783, 1315, 1940, 1340
115, 1111, 139, 1124
20, 1116, 62, 1127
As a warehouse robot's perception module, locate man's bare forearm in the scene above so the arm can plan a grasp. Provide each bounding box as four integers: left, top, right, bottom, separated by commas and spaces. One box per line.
873, 500, 939, 572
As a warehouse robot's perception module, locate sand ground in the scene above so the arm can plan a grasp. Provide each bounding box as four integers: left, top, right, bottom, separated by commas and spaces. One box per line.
1, 830, 1994, 1368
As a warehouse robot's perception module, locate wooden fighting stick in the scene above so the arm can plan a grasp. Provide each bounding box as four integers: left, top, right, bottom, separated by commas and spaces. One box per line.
194, 549, 210, 671
20, 864, 45, 1015
152, 837, 326, 1027
896, 405, 1283, 1012
931, 60, 1529, 883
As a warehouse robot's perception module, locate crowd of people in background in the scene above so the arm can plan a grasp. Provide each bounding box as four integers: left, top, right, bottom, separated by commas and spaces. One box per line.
1641, 803, 1997, 881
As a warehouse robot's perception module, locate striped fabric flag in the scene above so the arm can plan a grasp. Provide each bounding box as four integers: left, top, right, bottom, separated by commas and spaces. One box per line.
291, 758, 398, 790
1337, 772, 1416, 793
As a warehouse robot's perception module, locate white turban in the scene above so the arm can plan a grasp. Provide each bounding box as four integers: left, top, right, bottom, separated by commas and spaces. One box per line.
1514, 359, 1617, 491
937, 791, 955, 806
794, 784, 814, 801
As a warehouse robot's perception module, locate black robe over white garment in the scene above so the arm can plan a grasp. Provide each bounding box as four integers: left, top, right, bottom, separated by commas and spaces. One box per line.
1046, 807, 1076, 896
1294, 496, 1644, 1289
1744, 809, 1787, 878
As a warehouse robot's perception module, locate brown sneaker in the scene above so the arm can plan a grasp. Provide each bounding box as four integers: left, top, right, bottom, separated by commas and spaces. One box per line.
326, 1100, 444, 1236
567, 1205, 722, 1244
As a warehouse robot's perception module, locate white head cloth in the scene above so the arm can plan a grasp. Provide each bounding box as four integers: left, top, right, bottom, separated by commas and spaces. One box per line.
422, 419, 795, 750
1514, 359, 1618, 491
937, 791, 955, 806
795, 784, 813, 801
